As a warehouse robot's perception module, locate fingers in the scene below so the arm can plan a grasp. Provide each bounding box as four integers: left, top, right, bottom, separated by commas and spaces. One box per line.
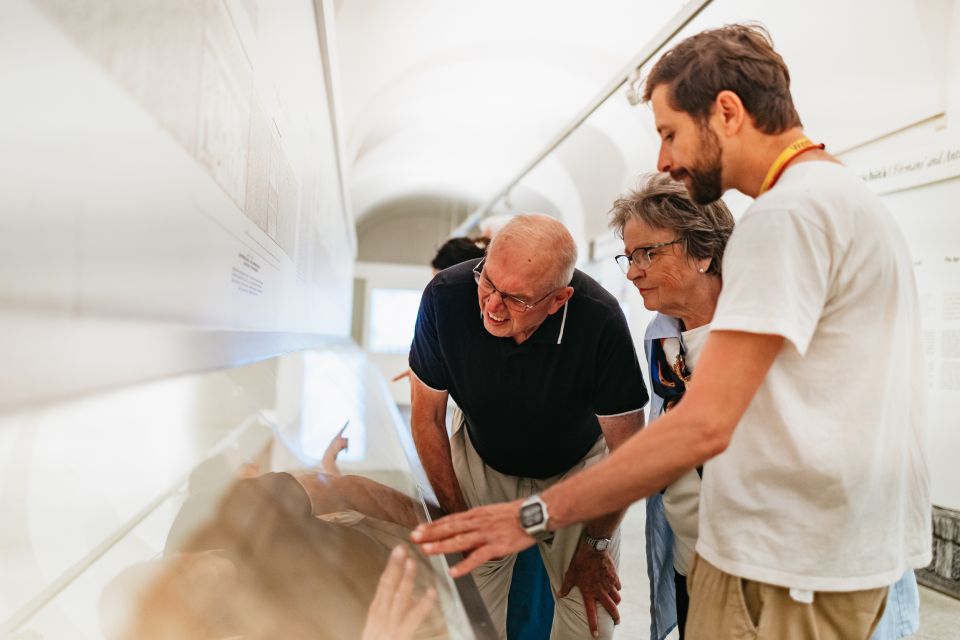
412, 503, 534, 578
412, 514, 492, 553
447, 545, 501, 578
388, 556, 417, 625
557, 551, 622, 636
410, 513, 475, 544
364, 546, 437, 640
370, 546, 406, 619
325, 436, 348, 455
379, 545, 406, 587
396, 587, 436, 638
584, 595, 599, 638
597, 592, 621, 625
380, 546, 407, 585
419, 531, 484, 556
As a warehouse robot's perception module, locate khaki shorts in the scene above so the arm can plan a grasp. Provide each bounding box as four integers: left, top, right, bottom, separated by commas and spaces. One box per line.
450, 407, 621, 640
686, 554, 888, 640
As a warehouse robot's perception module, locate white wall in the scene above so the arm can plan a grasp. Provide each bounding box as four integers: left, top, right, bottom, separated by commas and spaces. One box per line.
0, 1, 372, 632
0, 0, 354, 411
875, 173, 960, 509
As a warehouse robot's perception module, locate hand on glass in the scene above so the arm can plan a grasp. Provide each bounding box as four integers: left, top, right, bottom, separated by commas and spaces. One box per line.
411, 500, 535, 578
361, 545, 437, 640
559, 542, 621, 637
321, 421, 349, 476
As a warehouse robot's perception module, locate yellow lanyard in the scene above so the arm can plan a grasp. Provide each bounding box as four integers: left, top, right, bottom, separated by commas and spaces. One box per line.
758, 137, 825, 195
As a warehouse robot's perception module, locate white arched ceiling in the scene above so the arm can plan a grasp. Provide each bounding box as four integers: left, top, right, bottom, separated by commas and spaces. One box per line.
334, 0, 686, 233
552, 126, 628, 239
488, 186, 561, 223
509, 156, 590, 252
356, 192, 478, 264
485, 103, 659, 253
336, 0, 958, 263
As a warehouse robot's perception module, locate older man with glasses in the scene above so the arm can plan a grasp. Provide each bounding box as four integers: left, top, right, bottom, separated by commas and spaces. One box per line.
408, 213, 648, 640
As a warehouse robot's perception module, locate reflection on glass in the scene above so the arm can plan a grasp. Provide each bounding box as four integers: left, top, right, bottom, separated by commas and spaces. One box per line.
0, 342, 478, 639
300, 350, 366, 463
115, 471, 445, 639
368, 288, 423, 354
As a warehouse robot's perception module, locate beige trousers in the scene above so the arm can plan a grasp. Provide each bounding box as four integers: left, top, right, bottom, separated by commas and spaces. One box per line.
686, 554, 889, 640
450, 407, 621, 640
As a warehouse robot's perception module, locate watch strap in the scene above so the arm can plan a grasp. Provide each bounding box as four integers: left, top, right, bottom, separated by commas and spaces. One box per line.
582, 532, 611, 551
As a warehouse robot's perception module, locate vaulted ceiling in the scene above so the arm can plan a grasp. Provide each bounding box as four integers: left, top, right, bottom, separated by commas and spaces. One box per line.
333, 0, 683, 261
333, 0, 958, 264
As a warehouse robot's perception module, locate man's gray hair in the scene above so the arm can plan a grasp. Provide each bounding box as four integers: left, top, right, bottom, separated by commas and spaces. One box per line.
488, 213, 578, 290
609, 173, 734, 276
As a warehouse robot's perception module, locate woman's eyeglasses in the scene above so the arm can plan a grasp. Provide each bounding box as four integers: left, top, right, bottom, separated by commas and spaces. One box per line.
614, 240, 680, 274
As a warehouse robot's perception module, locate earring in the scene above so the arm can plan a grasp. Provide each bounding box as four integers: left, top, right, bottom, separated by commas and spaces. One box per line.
698, 267, 705, 273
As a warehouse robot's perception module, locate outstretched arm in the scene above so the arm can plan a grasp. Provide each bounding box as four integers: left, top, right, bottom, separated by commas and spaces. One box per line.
578, 410, 645, 537
297, 472, 422, 529
413, 330, 783, 576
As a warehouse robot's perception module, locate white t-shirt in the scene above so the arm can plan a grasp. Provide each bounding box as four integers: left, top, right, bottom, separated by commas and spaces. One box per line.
698, 161, 931, 592
661, 323, 709, 576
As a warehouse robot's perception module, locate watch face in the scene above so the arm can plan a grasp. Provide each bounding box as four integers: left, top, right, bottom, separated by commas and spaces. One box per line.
595, 538, 610, 552
519, 502, 544, 528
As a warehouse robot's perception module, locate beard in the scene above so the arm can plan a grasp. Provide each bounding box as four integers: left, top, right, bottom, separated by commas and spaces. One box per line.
674, 126, 723, 205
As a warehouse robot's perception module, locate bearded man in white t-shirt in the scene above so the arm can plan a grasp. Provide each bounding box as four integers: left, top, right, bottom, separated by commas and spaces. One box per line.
412, 23, 931, 640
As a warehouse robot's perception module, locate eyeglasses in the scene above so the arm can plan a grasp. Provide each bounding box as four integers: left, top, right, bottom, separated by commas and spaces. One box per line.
614, 240, 680, 274
472, 259, 556, 313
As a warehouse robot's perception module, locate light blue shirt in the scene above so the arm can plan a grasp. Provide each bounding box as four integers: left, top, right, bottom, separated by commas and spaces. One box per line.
642, 312, 919, 640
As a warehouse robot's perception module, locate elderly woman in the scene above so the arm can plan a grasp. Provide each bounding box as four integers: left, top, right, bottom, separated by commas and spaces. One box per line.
608, 173, 919, 640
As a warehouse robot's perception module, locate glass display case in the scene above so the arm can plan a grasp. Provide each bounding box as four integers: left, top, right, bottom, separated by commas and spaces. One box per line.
0, 341, 494, 639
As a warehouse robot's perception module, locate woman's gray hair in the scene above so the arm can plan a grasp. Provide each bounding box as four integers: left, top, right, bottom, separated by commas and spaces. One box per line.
608, 172, 734, 276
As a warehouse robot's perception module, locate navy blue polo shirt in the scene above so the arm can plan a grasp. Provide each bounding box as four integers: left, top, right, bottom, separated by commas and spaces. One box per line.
409, 258, 648, 479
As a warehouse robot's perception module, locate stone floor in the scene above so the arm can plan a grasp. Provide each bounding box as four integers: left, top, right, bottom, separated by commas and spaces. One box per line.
616, 502, 675, 639
615, 504, 960, 639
